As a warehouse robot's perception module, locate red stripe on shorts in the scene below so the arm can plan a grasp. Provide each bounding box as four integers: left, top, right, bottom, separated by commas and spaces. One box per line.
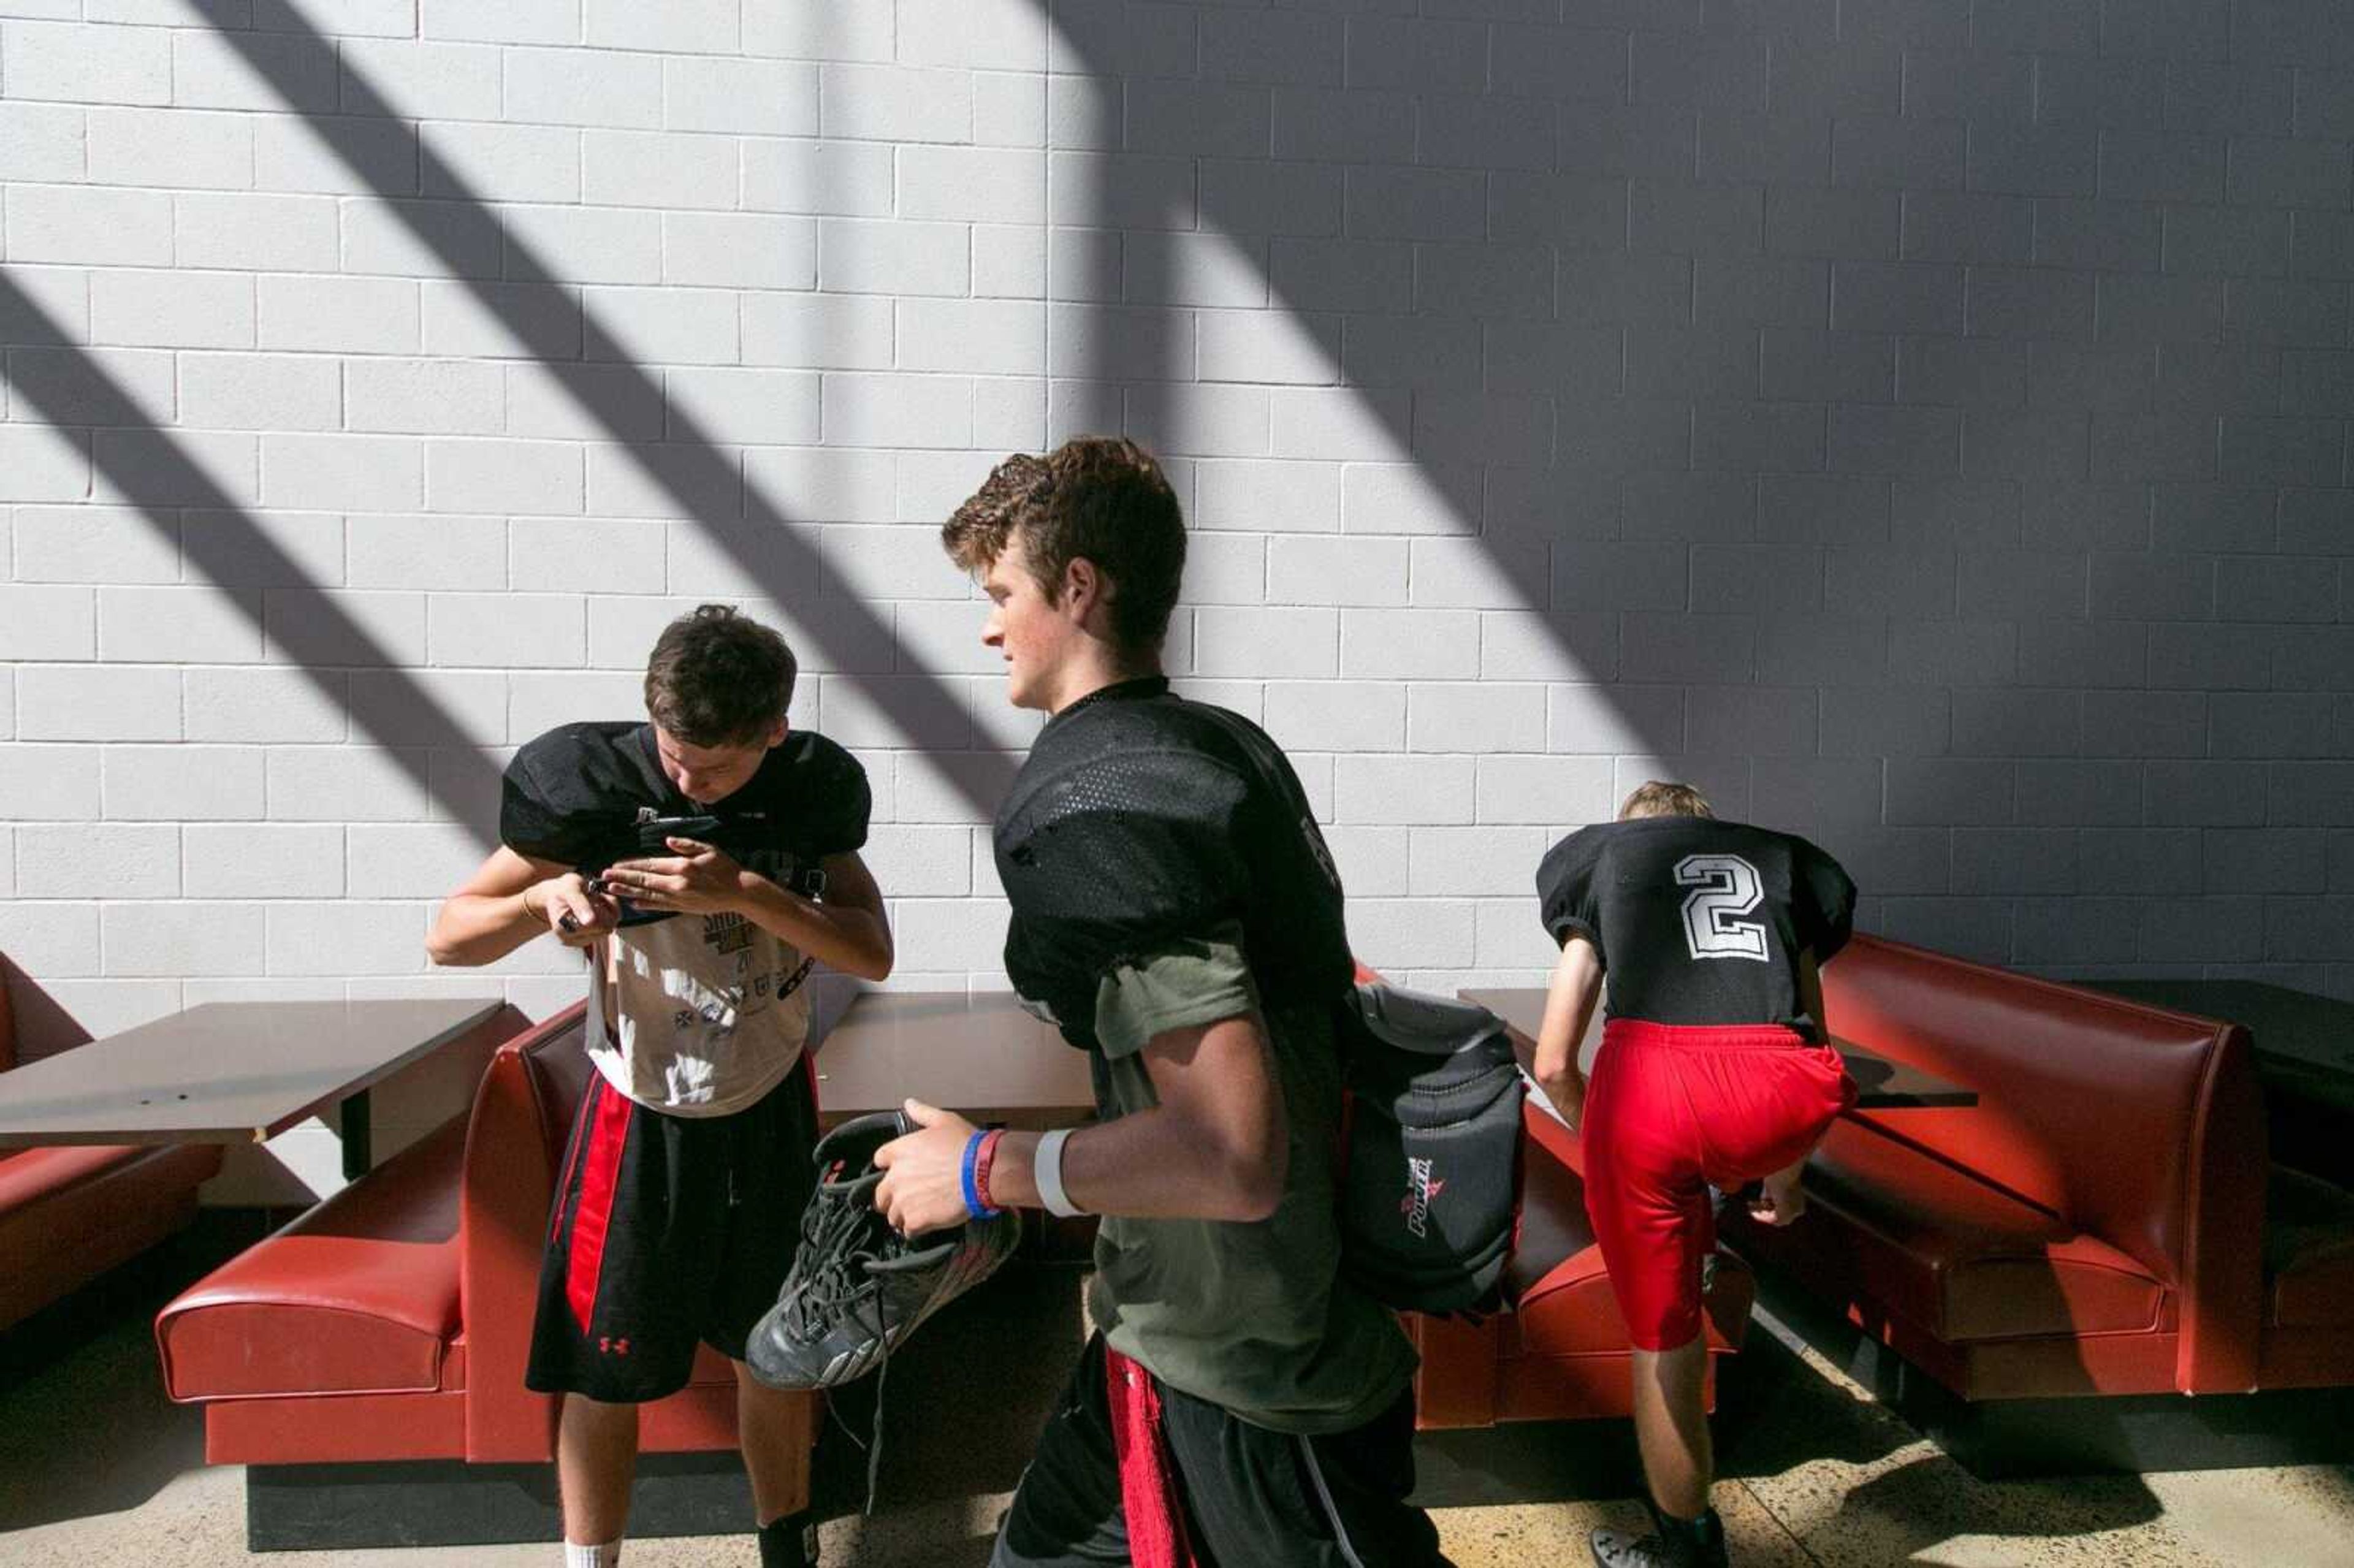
549, 1087, 595, 1244
1106, 1344, 1197, 1568
565, 1075, 634, 1335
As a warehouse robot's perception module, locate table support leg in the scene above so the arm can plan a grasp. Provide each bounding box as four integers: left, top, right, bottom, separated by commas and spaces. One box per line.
341, 1089, 371, 1180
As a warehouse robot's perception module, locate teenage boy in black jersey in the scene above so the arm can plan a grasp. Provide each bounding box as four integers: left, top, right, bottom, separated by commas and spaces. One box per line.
1532, 782, 1857, 1568
427, 605, 894, 1568
874, 436, 1450, 1567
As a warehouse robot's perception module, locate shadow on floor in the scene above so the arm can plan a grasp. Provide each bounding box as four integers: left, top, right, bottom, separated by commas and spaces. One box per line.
1827, 1452, 2166, 1556
811, 1258, 1086, 1526
1412, 1312, 1916, 1510
0, 1217, 264, 1529
1726, 1281, 2173, 1561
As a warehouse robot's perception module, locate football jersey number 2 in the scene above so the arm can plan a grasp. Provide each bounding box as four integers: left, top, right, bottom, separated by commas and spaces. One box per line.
1675, 854, 1769, 962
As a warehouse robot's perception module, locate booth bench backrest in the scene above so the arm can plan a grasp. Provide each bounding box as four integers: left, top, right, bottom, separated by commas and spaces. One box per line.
1824, 934, 2266, 1391
457, 999, 593, 1462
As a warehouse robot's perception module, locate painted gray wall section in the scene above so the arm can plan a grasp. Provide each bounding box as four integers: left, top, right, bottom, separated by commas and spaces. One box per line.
2, 0, 2352, 1030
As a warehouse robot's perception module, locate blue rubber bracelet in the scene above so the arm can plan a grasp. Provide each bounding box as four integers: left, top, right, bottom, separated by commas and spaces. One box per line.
959, 1130, 995, 1220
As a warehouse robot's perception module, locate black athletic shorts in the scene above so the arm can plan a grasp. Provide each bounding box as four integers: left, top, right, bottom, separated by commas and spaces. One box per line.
991, 1333, 1453, 1568
527, 1059, 820, 1405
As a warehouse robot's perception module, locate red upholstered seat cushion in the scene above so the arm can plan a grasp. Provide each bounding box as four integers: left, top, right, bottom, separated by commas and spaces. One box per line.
1794, 1117, 2168, 1343
1504, 1128, 1596, 1307
157, 1114, 467, 1401
1504, 1127, 1753, 1355
0, 1142, 172, 1207
1823, 937, 2239, 1300
0, 1140, 222, 1332
2266, 1166, 2354, 1331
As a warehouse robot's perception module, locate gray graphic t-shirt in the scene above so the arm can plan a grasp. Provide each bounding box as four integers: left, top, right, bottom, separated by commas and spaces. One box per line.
588, 906, 817, 1116
499, 720, 872, 1116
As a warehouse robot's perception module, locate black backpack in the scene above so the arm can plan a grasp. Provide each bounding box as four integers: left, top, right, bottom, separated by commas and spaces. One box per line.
1335, 981, 1524, 1316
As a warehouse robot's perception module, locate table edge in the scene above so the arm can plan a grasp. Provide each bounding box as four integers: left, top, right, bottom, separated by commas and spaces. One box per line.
0, 996, 504, 1147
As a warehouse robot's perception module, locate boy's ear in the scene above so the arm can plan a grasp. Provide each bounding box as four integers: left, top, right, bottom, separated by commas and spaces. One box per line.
1062, 555, 1115, 624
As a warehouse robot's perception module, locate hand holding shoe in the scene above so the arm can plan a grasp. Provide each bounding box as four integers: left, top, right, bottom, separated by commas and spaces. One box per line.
873, 1098, 980, 1234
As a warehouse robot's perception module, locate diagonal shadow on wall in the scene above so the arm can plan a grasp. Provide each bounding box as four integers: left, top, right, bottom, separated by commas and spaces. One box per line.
1045, 3, 1758, 832
191, 9, 1008, 820
1, 270, 503, 813
13, 10, 1827, 883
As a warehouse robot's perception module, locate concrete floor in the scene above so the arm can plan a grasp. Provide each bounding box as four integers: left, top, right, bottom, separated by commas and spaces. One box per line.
3, 1247, 2353, 1567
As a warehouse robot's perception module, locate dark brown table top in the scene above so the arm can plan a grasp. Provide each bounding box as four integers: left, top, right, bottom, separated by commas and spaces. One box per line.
813, 991, 1096, 1130
1459, 988, 1977, 1111
0, 997, 503, 1146
2060, 976, 2354, 1112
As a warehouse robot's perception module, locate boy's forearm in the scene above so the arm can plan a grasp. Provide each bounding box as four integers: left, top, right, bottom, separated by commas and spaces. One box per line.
427, 888, 542, 967
735, 876, 893, 980
1534, 940, 1602, 1117
983, 1109, 1282, 1223
982, 1013, 1285, 1224
1534, 988, 1592, 1085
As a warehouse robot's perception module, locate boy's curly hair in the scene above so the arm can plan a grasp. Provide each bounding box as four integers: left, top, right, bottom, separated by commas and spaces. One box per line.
642, 604, 796, 746
941, 436, 1186, 653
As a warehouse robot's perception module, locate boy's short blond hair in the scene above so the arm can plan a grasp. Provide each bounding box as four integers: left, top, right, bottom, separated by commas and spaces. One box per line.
1618, 780, 1714, 821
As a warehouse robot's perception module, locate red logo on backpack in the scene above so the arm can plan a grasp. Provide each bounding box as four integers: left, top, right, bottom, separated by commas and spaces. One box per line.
1401, 1155, 1445, 1238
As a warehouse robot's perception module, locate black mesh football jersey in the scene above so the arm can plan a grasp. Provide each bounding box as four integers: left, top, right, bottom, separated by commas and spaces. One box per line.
1535, 816, 1855, 1033
501, 721, 870, 913
995, 677, 1353, 1051
500, 721, 870, 1114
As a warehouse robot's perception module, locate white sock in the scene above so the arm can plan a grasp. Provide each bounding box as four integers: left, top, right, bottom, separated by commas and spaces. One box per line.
563, 1539, 620, 1568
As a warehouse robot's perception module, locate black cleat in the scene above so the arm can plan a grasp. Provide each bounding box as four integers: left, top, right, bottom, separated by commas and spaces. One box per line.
1590, 1501, 1729, 1568
747, 1111, 1021, 1391
757, 1508, 819, 1567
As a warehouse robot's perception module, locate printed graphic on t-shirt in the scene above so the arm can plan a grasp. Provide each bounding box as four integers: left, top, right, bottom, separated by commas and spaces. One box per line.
590, 908, 813, 1117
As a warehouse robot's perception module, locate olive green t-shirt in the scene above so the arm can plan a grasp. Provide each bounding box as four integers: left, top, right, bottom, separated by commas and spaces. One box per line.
1084, 924, 1419, 1436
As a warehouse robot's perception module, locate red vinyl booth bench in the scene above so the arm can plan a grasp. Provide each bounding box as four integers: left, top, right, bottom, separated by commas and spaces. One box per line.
0, 960, 223, 1333
1718, 934, 2354, 1472
1410, 1098, 1756, 1429
155, 1001, 815, 1550
1358, 959, 1757, 1432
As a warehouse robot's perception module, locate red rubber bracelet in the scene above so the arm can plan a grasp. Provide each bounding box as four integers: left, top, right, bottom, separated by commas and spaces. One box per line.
973, 1128, 1005, 1214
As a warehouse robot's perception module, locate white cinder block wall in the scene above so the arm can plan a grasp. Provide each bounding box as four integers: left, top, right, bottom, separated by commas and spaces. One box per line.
8, 0, 2354, 1048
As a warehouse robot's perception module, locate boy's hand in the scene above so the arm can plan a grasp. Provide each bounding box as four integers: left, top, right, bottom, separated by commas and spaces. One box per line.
1748, 1169, 1808, 1227
1534, 1067, 1585, 1132
527, 873, 619, 946
873, 1100, 981, 1236
603, 837, 753, 915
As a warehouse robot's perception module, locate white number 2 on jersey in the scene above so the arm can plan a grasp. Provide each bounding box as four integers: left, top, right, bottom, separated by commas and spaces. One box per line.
1675, 854, 1769, 962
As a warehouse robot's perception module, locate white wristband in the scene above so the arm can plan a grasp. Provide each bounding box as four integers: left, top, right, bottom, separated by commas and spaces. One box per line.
1033, 1127, 1084, 1218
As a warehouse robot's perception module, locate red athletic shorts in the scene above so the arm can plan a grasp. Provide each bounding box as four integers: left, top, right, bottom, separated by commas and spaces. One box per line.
1581, 1019, 1856, 1351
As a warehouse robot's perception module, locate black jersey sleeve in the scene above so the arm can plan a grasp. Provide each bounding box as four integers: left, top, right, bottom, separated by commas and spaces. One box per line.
498, 727, 614, 866
999, 747, 1253, 989
1535, 827, 1608, 958
1791, 836, 1857, 964
794, 734, 873, 859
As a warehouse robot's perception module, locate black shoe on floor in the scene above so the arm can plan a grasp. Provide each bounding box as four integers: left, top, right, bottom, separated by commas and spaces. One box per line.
747, 1111, 1021, 1391
1590, 1501, 1730, 1568
758, 1507, 819, 1567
